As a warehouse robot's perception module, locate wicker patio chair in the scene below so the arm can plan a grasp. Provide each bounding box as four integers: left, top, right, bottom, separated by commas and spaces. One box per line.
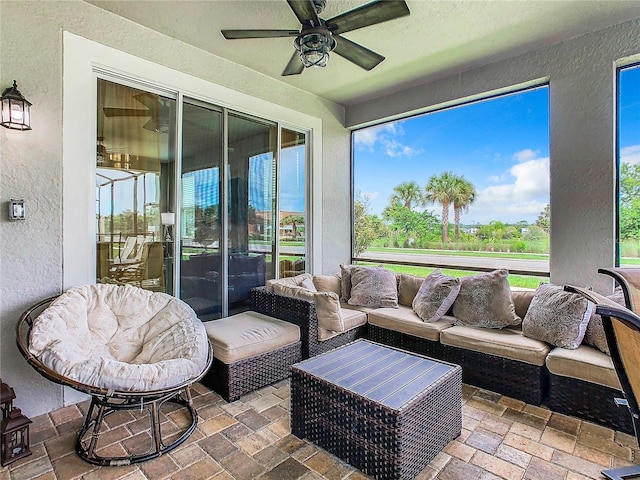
565, 285, 640, 480
16, 284, 213, 466
598, 267, 640, 312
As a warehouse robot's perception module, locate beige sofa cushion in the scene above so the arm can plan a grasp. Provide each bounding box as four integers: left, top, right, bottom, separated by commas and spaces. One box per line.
205, 311, 300, 364
398, 274, 424, 307
318, 308, 367, 341
511, 289, 535, 319
272, 283, 345, 332
546, 345, 621, 390
441, 325, 550, 366
367, 305, 455, 342
265, 273, 313, 292
313, 273, 341, 295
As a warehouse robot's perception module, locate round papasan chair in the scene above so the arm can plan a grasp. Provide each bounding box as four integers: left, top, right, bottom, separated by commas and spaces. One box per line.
16, 283, 213, 466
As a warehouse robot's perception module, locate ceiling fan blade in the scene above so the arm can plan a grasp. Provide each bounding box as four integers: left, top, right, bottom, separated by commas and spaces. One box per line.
282, 51, 305, 76
222, 29, 299, 39
286, 0, 320, 26
103, 107, 150, 117
327, 0, 410, 35
333, 34, 384, 71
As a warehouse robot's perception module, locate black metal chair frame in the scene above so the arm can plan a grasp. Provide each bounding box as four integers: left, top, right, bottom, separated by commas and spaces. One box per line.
16, 295, 213, 466
565, 285, 640, 480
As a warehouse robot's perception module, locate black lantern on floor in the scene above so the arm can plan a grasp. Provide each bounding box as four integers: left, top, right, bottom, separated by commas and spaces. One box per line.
0, 380, 15, 421
1, 80, 32, 131
1, 407, 32, 466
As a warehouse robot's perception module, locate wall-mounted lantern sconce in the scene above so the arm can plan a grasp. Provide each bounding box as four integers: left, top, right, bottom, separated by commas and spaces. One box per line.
1, 81, 32, 131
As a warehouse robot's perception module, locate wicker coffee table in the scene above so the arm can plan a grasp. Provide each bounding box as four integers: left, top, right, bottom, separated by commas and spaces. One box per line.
291, 339, 462, 480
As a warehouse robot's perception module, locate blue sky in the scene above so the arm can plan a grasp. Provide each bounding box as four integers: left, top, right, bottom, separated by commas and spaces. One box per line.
354, 66, 640, 225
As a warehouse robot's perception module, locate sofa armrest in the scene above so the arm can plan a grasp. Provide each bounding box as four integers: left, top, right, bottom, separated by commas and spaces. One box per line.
250, 286, 319, 358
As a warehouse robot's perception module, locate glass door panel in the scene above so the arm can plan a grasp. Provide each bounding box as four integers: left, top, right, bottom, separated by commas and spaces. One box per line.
179, 101, 224, 320
279, 129, 308, 277
227, 113, 277, 314
96, 79, 175, 294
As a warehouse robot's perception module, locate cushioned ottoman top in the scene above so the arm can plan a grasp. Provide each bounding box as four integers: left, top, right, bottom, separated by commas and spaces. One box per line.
29, 284, 210, 392
205, 311, 300, 364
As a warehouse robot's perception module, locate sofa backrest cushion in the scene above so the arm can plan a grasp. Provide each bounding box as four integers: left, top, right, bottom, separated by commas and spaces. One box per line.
522, 283, 594, 349
412, 269, 461, 323
347, 266, 399, 309
511, 289, 535, 319
312, 273, 341, 295
398, 274, 424, 307
271, 283, 345, 333
265, 273, 313, 292
452, 269, 521, 329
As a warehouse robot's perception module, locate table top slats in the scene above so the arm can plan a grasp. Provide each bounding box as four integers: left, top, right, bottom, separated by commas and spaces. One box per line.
293, 340, 458, 410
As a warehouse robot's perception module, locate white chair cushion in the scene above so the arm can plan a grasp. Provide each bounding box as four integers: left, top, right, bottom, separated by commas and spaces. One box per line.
29, 284, 209, 392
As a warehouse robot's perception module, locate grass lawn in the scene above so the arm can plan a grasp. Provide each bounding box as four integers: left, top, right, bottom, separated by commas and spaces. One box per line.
358, 262, 545, 289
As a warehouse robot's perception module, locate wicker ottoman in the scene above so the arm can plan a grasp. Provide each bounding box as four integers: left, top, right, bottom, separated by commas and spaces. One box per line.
291, 339, 462, 480
203, 311, 301, 401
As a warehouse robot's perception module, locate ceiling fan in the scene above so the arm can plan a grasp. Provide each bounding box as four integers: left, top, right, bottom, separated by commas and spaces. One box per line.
103, 92, 172, 134
221, 0, 410, 76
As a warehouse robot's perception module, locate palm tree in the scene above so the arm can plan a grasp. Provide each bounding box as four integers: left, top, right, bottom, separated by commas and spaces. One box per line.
451, 176, 476, 241
281, 215, 304, 240
425, 171, 457, 243
390, 181, 424, 210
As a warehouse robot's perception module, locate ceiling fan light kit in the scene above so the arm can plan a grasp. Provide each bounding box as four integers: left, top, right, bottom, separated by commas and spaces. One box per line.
221, 0, 410, 75
294, 28, 336, 68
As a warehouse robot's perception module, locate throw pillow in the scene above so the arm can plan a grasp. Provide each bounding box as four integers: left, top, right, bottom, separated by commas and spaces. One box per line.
272, 283, 345, 332
522, 283, 595, 349
584, 287, 625, 355
339, 264, 356, 302
452, 269, 520, 328
347, 266, 398, 308
340, 264, 382, 302
398, 274, 425, 307
412, 270, 461, 322
300, 276, 317, 292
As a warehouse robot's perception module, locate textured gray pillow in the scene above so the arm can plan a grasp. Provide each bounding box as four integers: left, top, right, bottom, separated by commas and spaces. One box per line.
522, 283, 595, 349
584, 287, 625, 355
339, 264, 357, 302
412, 270, 461, 322
348, 266, 398, 308
452, 269, 520, 328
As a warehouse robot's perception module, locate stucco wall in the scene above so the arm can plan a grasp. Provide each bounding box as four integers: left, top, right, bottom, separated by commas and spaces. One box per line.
0, 0, 350, 417
346, 17, 640, 293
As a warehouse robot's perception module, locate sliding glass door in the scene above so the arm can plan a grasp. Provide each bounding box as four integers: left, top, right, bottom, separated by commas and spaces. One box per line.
95, 79, 176, 294
96, 78, 309, 320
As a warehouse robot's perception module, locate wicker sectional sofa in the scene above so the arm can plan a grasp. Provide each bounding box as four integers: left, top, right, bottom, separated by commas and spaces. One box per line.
250, 269, 633, 434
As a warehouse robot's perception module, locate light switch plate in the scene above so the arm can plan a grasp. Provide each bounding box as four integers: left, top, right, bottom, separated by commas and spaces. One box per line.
9, 199, 25, 220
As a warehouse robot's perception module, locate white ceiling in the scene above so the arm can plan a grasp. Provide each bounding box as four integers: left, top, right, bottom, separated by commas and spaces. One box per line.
87, 0, 640, 106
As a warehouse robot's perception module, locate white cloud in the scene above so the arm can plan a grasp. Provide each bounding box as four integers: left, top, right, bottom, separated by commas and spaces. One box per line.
621, 145, 640, 165
353, 122, 421, 158
512, 149, 539, 162
466, 155, 550, 223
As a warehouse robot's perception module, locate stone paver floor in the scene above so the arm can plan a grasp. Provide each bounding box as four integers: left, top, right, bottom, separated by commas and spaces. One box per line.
2, 381, 638, 479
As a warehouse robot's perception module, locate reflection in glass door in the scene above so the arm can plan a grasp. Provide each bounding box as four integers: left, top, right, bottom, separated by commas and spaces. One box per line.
95, 79, 175, 294
279, 129, 307, 277
179, 101, 224, 319
228, 113, 277, 316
